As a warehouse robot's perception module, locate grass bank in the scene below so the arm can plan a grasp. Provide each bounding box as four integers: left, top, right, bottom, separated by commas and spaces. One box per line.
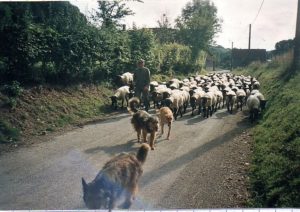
0, 83, 114, 150
234, 52, 300, 207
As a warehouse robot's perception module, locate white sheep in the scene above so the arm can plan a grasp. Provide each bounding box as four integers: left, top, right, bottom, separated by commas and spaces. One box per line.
214, 90, 224, 110
251, 89, 260, 95
236, 89, 246, 111
253, 81, 260, 90
226, 90, 237, 114
110, 85, 132, 109
190, 88, 205, 116
201, 91, 217, 118
246, 95, 260, 123
151, 85, 172, 108
117, 72, 134, 87
246, 93, 267, 122
181, 90, 190, 114
150, 81, 159, 92
164, 89, 184, 120
255, 91, 265, 101
180, 86, 190, 92
169, 78, 180, 90
254, 91, 267, 110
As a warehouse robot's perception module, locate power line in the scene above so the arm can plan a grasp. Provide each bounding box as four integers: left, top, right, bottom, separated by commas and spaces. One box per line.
252, 0, 265, 24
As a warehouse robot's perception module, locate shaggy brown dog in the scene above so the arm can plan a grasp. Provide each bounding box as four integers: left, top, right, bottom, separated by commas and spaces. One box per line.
128, 97, 159, 150
82, 144, 150, 211
157, 106, 173, 140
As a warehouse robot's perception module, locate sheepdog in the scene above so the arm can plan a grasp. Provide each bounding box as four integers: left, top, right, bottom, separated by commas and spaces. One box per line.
128, 97, 159, 150
82, 144, 150, 211
157, 106, 173, 140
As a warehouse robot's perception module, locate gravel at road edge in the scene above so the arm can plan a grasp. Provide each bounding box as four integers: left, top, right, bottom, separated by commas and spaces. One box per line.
158, 130, 253, 208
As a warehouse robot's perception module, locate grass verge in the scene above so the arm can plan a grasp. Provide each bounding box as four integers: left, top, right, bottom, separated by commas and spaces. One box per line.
0, 119, 20, 143
234, 52, 300, 207
0, 84, 114, 151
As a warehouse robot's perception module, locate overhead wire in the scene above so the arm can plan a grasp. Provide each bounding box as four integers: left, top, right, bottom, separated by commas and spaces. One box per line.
229, 0, 265, 49
252, 0, 265, 25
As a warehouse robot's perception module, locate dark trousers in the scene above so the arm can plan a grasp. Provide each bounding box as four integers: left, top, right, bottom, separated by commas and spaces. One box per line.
135, 88, 149, 110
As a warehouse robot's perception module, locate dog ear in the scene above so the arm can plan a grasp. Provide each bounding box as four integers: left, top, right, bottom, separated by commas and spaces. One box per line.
82, 177, 88, 192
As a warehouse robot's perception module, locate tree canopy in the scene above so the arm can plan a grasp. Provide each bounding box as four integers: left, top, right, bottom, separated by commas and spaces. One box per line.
175, 0, 221, 59
92, 0, 142, 28
275, 39, 294, 55
0, 1, 219, 86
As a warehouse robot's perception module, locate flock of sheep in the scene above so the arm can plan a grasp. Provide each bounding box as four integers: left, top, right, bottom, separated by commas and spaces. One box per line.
111, 71, 267, 122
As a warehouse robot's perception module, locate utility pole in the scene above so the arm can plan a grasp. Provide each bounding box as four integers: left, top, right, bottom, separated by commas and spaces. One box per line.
248, 24, 252, 50
293, 0, 300, 70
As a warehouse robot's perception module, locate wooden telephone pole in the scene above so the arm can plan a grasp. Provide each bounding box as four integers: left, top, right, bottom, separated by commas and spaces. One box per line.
248, 24, 252, 50
294, 0, 300, 70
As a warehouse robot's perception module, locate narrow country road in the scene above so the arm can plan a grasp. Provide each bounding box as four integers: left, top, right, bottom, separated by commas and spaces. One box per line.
0, 107, 252, 210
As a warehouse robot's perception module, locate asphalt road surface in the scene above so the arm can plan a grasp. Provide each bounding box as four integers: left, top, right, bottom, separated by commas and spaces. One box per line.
0, 107, 251, 210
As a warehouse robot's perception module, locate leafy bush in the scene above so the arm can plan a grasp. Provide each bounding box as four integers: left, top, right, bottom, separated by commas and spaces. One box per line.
128, 28, 158, 73
155, 43, 205, 74
0, 2, 210, 86
0, 119, 20, 143
1, 81, 23, 97
6, 97, 17, 109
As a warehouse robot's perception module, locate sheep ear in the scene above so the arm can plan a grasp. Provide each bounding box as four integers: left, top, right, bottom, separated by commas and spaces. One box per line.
82, 177, 88, 191
261, 99, 267, 104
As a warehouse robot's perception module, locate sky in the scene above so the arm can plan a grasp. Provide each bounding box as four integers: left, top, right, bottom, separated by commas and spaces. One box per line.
69, 0, 298, 51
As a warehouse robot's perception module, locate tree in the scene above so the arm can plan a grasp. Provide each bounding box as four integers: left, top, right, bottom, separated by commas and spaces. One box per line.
275, 39, 294, 55
128, 28, 157, 72
157, 13, 171, 28
175, 0, 221, 60
155, 13, 176, 44
93, 1, 140, 28
209, 45, 231, 69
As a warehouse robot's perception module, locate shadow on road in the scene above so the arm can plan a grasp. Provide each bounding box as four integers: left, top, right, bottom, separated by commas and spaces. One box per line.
173, 108, 244, 125
140, 117, 252, 188
182, 109, 228, 125
213, 110, 232, 119
83, 113, 131, 126
84, 139, 139, 155
184, 115, 205, 125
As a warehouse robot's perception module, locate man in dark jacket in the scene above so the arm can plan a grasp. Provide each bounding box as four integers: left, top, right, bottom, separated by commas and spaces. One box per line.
133, 59, 150, 111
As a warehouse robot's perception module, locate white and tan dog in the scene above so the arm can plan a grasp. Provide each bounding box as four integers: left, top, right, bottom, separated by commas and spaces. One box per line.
157, 106, 173, 140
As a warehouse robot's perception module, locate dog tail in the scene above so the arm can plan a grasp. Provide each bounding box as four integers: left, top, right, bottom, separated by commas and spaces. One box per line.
136, 143, 150, 164
128, 97, 140, 114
